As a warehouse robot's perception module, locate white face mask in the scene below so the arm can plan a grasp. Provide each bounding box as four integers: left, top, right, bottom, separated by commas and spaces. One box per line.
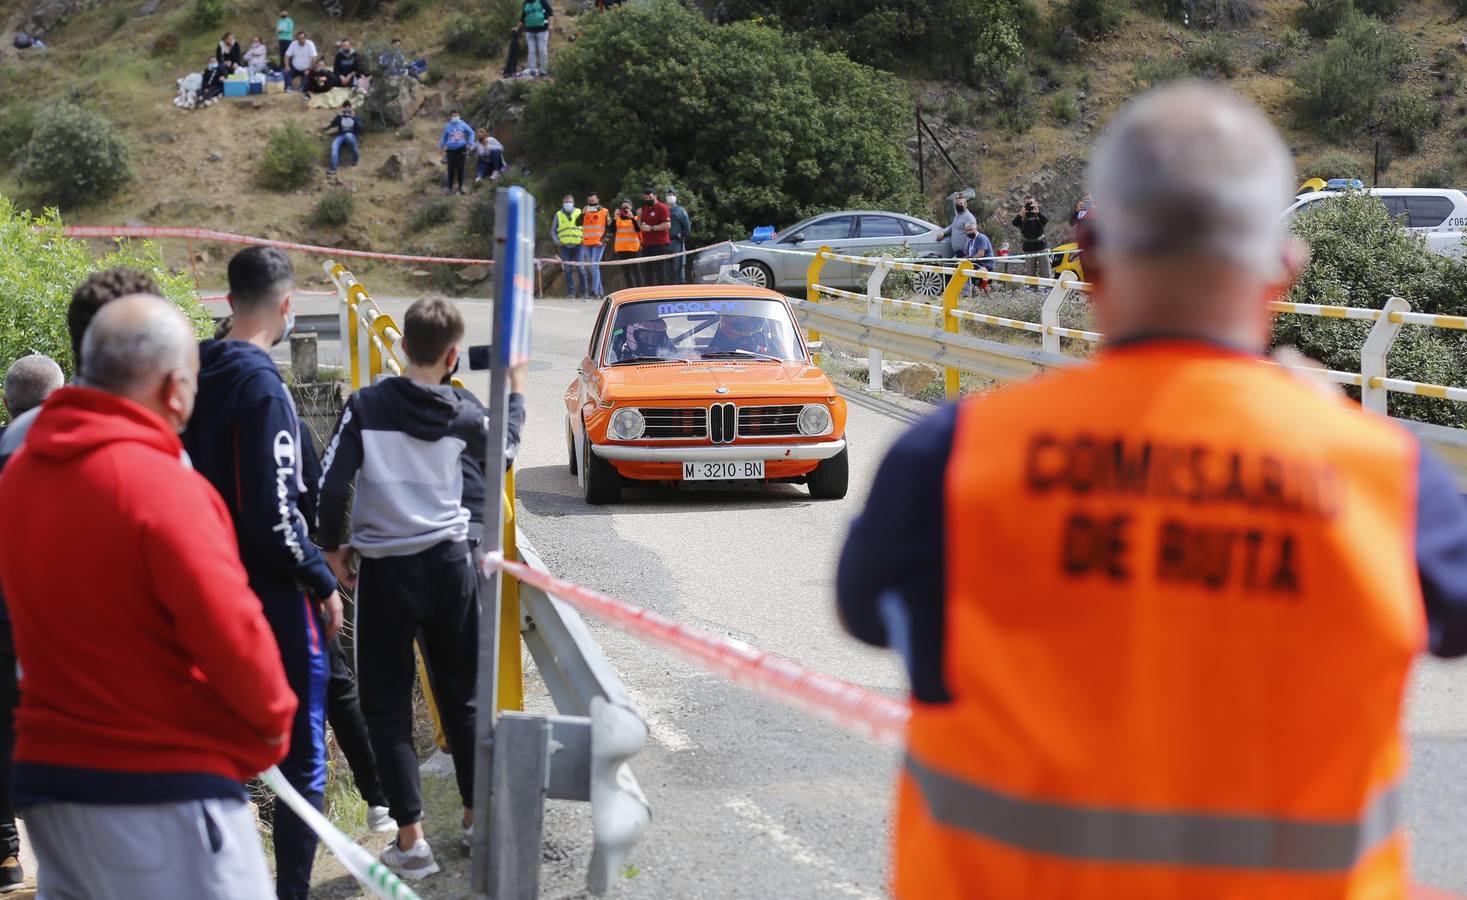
666, 195, 677, 205
562, 202, 574, 213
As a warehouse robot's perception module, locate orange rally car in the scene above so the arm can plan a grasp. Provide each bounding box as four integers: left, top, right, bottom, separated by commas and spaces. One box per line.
565, 285, 849, 504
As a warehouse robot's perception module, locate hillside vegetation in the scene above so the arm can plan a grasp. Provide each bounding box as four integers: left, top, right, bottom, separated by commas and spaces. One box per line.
1, 0, 1466, 291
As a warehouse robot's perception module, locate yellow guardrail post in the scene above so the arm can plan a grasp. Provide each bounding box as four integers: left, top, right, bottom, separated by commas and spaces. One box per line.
805, 245, 833, 366
941, 261, 974, 401
498, 468, 523, 712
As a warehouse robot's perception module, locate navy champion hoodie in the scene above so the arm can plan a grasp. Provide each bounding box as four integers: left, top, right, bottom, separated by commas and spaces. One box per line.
182, 340, 337, 601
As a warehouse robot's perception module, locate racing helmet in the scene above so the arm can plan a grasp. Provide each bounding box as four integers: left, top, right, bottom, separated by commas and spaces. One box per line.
719, 313, 764, 337
627, 317, 669, 354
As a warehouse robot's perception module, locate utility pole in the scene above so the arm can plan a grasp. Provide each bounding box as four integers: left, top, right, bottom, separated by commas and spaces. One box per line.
916, 107, 926, 196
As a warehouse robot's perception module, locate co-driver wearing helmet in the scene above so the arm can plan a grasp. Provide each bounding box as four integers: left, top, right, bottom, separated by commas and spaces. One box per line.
705, 313, 786, 357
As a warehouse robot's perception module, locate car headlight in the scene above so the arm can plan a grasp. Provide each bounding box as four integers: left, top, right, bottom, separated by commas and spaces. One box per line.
798, 404, 832, 436
609, 408, 645, 441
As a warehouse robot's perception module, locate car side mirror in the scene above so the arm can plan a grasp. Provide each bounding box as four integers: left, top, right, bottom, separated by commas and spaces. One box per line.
806, 340, 823, 352
786, 235, 804, 245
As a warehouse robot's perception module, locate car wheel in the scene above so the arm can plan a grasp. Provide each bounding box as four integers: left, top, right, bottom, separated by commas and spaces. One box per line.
807, 448, 849, 500
566, 419, 578, 476
583, 431, 622, 505
736, 261, 774, 289
914, 270, 945, 297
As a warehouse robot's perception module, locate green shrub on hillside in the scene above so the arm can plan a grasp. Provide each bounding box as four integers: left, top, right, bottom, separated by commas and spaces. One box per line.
523, 0, 919, 240
1185, 33, 1237, 76
1381, 91, 1436, 153
190, 0, 226, 32
1453, 0, 1467, 19
1049, 90, 1079, 123
465, 196, 497, 237
409, 196, 457, 232
1284, 192, 1467, 425
1297, 0, 1353, 36
1413, 167, 1455, 187
16, 103, 131, 209
441, 14, 499, 56
1301, 150, 1368, 182
257, 122, 317, 191
310, 191, 356, 227
1147, 0, 1257, 27
0, 105, 37, 171
1291, 14, 1416, 139
1052, 0, 1125, 40
1130, 55, 1189, 90
0, 199, 210, 393
1355, 0, 1401, 18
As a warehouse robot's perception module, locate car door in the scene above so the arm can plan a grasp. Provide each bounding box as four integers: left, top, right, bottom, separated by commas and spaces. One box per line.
845, 216, 913, 274
1403, 194, 1464, 258
776, 214, 856, 289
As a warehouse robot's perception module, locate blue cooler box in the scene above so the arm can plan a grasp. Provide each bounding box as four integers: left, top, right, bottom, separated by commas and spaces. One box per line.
223, 80, 249, 97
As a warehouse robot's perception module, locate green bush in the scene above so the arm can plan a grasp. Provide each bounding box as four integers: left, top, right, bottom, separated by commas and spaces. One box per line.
0, 105, 38, 171
465, 196, 497, 237
441, 14, 499, 56
1355, 0, 1400, 18
1291, 13, 1416, 139
1413, 166, 1455, 187
1185, 33, 1236, 77
409, 196, 457, 232
190, 0, 225, 31
996, 65, 1034, 131
393, 0, 423, 19
1148, 0, 1257, 26
257, 122, 317, 191
310, 191, 356, 226
0, 199, 211, 393
15, 103, 131, 209
1284, 191, 1467, 425
1453, 0, 1467, 19
1296, 0, 1353, 36
1049, 90, 1079, 123
1130, 54, 1189, 90
1053, 0, 1125, 39
1380, 91, 1435, 153
1301, 150, 1368, 182
522, 0, 919, 240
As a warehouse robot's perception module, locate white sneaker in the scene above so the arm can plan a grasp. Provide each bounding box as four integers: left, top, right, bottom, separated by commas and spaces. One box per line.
462, 822, 473, 852
379, 839, 441, 880
367, 805, 397, 834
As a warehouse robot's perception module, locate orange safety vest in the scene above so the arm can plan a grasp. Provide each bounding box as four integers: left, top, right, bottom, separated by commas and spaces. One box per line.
613, 215, 641, 253
899, 341, 1423, 900
582, 207, 609, 246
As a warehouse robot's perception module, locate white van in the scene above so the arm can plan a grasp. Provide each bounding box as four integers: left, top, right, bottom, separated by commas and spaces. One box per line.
1285, 188, 1467, 259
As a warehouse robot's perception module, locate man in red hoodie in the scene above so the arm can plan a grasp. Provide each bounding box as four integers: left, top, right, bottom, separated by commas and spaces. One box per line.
0, 294, 296, 900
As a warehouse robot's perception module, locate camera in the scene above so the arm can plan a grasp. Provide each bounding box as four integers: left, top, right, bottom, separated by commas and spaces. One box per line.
468, 344, 492, 371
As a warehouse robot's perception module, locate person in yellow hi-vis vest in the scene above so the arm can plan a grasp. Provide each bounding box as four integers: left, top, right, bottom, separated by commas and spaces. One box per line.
581, 191, 610, 299
838, 83, 1467, 900
554, 194, 587, 299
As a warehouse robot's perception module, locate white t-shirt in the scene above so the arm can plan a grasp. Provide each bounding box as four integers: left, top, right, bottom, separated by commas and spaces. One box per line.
286, 39, 318, 72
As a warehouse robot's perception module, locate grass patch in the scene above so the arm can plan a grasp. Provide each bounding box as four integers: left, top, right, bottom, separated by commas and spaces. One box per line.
310, 191, 356, 227
408, 196, 458, 232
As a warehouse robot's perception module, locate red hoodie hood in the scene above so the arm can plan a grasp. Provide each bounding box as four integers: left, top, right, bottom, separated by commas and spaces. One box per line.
25, 386, 182, 465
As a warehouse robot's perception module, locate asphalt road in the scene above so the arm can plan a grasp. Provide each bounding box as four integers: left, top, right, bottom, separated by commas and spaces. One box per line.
300, 294, 1466, 897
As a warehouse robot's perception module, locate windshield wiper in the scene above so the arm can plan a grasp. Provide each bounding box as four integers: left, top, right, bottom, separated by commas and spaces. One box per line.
699, 349, 782, 362
608, 356, 686, 366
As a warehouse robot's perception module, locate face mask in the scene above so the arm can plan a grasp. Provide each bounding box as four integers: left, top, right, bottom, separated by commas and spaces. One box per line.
274, 303, 296, 347
666, 196, 677, 205
643, 199, 654, 207
208, 62, 218, 69
587, 202, 600, 210
562, 202, 574, 213
955, 203, 966, 212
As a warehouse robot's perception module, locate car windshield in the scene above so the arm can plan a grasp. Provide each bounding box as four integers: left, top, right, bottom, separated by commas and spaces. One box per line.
602, 298, 804, 365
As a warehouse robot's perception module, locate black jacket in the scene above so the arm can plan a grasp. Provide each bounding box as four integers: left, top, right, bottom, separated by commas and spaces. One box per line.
1011, 211, 1049, 251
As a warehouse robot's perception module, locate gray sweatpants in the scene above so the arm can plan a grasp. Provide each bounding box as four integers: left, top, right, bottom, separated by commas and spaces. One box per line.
25, 797, 272, 900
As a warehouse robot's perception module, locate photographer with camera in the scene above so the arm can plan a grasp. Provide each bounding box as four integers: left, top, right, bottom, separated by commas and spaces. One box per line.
1011, 196, 1052, 280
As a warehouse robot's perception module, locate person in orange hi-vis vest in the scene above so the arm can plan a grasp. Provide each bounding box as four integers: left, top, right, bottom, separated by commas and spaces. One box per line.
580, 191, 611, 299
837, 82, 1467, 900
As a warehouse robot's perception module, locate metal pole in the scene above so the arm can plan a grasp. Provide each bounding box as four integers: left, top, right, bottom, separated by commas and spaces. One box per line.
1373, 141, 1380, 188
916, 108, 926, 196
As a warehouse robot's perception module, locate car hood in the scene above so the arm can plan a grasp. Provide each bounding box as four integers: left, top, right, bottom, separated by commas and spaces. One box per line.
600, 361, 834, 401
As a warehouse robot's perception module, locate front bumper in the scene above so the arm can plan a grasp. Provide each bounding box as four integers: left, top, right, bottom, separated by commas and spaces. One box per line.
591, 439, 846, 462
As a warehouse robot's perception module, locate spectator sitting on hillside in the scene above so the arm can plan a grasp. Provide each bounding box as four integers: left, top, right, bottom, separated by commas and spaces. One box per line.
324, 100, 361, 173
284, 30, 317, 93
244, 35, 269, 74
334, 39, 363, 87
308, 58, 340, 94
378, 37, 408, 76
200, 56, 226, 103
472, 132, 506, 187
217, 32, 243, 73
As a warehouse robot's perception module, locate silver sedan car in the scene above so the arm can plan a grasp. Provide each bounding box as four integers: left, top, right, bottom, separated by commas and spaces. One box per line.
690, 210, 952, 295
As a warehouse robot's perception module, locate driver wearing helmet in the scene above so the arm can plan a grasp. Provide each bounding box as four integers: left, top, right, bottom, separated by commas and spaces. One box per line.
616, 315, 678, 361
706, 312, 785, 356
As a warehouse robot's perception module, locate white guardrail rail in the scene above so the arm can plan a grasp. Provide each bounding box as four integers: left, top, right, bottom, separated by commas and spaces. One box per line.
794, 246, 1467, 486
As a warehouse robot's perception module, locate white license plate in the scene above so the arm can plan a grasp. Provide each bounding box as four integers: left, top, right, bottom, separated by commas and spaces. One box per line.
682, 460, 765, 481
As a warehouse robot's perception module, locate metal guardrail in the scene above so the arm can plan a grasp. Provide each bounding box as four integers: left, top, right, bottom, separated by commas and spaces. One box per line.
799, 246, 1467, 484
321, 261, 648, 897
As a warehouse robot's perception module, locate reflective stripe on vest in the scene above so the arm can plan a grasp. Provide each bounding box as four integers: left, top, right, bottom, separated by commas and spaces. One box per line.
555, 209, 583, 245
613, 216, 640, 252
906, 754, 1401, 873
582, 208, 609, 245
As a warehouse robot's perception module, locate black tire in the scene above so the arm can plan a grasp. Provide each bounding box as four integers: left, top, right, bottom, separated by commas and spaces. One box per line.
566, 420, 578, 476
736, 261, 774, 290
807, 448, 849, 500
583, 431, 622, 504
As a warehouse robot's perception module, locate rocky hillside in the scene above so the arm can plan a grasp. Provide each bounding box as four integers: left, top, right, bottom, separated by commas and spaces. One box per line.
1, 0, 1465, 293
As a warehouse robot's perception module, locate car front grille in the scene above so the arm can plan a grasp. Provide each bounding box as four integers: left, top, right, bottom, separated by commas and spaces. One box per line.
737, 405, 803, 437
710, 402, 736, 443
640, 407, 708, 439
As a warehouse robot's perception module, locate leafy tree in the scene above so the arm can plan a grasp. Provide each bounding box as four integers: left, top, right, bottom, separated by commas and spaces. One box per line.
1282, 192, 1467, 425
522, 0, 919, 240
0, 198, 211, 410
16, 103, 132, 209
1290, 14, 1419, 141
